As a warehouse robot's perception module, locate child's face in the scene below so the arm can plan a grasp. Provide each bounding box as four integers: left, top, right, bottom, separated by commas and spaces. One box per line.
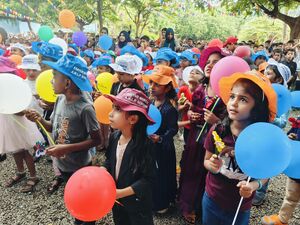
273, 53, 281, 62
109, 104, 135, 130
180, 58, 190, 69
141, 39, 149, 47
149, 80, 169, 97
204, 53, 222, 77
83, 56, 92, 66
52, 71, 68, 94
11, 48, 24, 56
117, 72, 134, 85
286, 51, 295, 61
119, 34, 126, 42
24, 69, 39, 81
254, 56, 266, 67
188, 69, 204, 84
265, 68, 283, 84
97, 66, 109, 74
227, 82, 255, 122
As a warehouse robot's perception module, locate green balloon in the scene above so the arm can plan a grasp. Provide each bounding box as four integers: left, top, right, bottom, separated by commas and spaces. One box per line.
38, 25, 54, 42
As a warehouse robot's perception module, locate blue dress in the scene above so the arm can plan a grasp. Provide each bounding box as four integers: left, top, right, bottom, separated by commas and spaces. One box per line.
152, 100, 179, 211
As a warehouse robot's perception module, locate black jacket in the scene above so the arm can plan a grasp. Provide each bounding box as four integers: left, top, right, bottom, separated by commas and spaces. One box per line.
103, 131, 156, 212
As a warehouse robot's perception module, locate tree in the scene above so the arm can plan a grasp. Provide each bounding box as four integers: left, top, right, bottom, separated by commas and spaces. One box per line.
222, 0, 300, 39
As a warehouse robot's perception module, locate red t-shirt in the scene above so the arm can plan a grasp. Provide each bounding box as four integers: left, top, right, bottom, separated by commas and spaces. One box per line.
204, 124, 255, 212
178, 86, 192, 129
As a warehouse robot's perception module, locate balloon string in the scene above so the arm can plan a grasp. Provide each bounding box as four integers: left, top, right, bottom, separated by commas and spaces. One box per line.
231, 176, 251, 225
196, 97, 220, 142
36, 120, 55, 146
10, 115, 28, 130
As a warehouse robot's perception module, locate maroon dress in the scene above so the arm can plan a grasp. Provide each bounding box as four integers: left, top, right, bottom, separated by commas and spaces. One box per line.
178, 85, 226, 217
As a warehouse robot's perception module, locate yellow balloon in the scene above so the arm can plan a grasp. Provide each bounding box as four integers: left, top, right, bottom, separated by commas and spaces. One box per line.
36, 70, 57, 103
96, 72, 114, 94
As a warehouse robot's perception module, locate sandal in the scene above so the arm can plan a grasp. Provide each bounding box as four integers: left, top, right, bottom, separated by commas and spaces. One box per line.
20, 177, 39, 193
183, 214, 196, 225
5, 172, 26, 187
47, 176, 64, 194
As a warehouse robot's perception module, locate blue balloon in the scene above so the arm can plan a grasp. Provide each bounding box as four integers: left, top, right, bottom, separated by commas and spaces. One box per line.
98, 35, 113, 51
147, 104, 162, 135
291, 91, 300, 108
284, 140, 300, 179
175, 88, 179, 93
235, 122, 291, 179
272, 84, 292, 116
143, 81, 149, 90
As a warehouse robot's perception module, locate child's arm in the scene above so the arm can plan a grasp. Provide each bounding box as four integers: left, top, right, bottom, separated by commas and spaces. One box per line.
204, 150, 222, 174
116, 187, 135, 199
237, 179, 268, 198
25, 109, 52, 132
178, 120, 190, 128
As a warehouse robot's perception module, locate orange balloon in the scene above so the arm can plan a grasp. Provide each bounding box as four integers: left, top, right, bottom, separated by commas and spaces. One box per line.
112, 75, 119, 83
94, 95, 112, 124
59, 9, 76, 28
9, 55, 22, 65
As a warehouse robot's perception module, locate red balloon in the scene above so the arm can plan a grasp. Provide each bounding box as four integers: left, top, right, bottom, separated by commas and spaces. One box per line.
64, 166, 116, 221
234, 46, 251, 58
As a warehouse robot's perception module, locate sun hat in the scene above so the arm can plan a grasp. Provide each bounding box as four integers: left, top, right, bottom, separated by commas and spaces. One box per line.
142, 65, 178, 88
104, 88, 154, 124
154, 47, 179, 67
109, 55, 143, 75
251, 50, 269, 63
258, 62, 268, 73
18, 54, 41, 71
219, 71, 277, 121
0, 56, 17, 73
42, 54, 92, 92
10, 43, 27, 55
92, 56, 112, 68
32, 42, 63, 61
199, 46, 227, 70
182, 65, 203, 84
179, 50, 197, 65
81, 49, 95, 60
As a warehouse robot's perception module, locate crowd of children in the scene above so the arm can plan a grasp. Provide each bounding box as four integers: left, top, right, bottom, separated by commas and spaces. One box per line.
0, 25, 300, 225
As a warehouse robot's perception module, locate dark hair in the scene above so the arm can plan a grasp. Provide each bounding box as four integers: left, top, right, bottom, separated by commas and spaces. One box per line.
101, 27, 108, 34
165, 82, 177, 100
284, 48, 296, 55
287, 40, 295, 45
266, 65, 284, 84
265, 40, 271, 44
234, 78, 270, 123
162, 28, 167, 32
127, 111, 153, 174
272, 48, 282, 55
141, 35, 150, 42
259, 44, 264, 48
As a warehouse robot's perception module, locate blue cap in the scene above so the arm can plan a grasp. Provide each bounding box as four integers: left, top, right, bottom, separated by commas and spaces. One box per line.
68, 43, 79, 54
251, 50, 269, 63
120, 45, 148, 66
154, 47, 179, 67
91, 56, 112, 67
81, 49, 95, 60
180, 51, 197, 65
42, 54, 92, 92
32, 42, 63, 61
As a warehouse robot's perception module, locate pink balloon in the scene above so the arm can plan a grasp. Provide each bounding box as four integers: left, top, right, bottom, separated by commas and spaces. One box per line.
234, 46, 251, 58
211, 56, 250, 95
87, 71, 96, 82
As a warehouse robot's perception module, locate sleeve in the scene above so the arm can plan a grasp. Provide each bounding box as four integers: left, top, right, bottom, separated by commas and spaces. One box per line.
50, 95, 62, 124
204, 125, 217, 154
160, 106, 179, 143
102, 132, 116, 171
81, 105, 100, 133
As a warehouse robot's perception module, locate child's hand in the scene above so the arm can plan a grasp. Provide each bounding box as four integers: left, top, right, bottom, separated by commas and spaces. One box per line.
14, 110, 27, 116
25, 109, 42, 122
93, 91, 102, 101
149, 134, 161, 143
237, 181, 255, 198
288, 133, 297, 140
205, 154, 223, 174
203, 109, 220, 125
45, 145, 68, 158
39, 99, 54, 110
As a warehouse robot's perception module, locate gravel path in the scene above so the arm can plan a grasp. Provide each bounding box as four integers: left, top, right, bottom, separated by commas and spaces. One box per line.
1, 112, 300, 225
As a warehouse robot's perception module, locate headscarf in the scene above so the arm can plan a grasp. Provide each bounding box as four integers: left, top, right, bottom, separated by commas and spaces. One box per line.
118, 30, 131, 49
163, 28, 176, 51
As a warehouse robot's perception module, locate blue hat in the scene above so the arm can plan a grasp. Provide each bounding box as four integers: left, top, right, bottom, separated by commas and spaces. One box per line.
42, 54, 92, 92
0, 49, 4, 56
91, 56, 112, 67
81, 49, 95, 60
154, 47, 179, 67
180, 50, 197, 65
251, 50, 269, 63
68, 43, 79, 54
31, 42, 63, 61
120, 45, 148, 67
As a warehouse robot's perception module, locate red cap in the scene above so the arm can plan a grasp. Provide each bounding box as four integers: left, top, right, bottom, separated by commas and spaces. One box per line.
224, 36, 238, 47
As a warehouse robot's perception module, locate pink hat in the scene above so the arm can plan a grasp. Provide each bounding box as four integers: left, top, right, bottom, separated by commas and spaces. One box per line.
104, 88, 154, 124
199, 46, 227, 70
0, 56, 17, 73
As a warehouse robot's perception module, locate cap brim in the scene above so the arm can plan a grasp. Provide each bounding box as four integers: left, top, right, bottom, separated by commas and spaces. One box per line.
18, 64, 41, 71
42, 60, 93, 92
104, 94, 155, 124
219, 72, 277, 121
109, 63, 128, 74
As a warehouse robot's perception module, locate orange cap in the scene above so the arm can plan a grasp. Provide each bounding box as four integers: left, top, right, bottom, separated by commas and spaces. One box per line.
142, 65, 178, 88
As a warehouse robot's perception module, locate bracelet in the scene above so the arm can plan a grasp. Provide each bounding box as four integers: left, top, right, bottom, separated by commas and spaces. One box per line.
257, 180, 263, 190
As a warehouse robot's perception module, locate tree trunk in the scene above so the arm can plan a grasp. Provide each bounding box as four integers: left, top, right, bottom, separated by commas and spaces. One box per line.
97, 0, 104, 33
289, 16, 300, 39
26, 20, 33, 32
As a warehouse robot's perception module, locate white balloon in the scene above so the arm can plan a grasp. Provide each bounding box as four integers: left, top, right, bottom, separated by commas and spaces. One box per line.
0, 74, 32, 114
49, 37, 68, 55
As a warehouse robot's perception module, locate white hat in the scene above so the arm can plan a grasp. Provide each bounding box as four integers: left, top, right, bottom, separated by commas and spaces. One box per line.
109, 55, 143, 75
268, 58, 291, 87
10, 43, 27, 55
18, 54, 41, 71
182, 65, 203, 84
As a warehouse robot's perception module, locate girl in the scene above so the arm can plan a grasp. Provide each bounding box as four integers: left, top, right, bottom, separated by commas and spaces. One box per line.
178, 47, 226, 224
115, 31, 133, 56
202, 71, 277, 225
161, 28, 178, 51
103, 88, 156, 225
0, 57, 43, 193
176, 51, 197, 87
146, 65, 179, 213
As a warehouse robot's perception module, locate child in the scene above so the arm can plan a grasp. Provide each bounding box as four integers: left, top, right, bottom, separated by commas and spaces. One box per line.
81, 49, 95, 67
282, 48, 297, 89
138, 35, 152, 52
146, 65, 179, 213
202, 71, 277, 225
0, 57, 43, 193
154, 47, 179, 68
251, 50, 269, 68
115, 31, 133, 56
91, 55, 114, 75
103, 88, 156, 225
262, 120, 300, 225
176, 51, 197, 87
109, 55, 144, 95
271, 48, 283, 62
26, 54, 101, 225
143, 51, 155, 72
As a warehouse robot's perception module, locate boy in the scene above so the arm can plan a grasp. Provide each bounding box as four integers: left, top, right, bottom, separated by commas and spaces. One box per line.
282, 48, 298, 89
271, 48, 283, 62
26, 54, 101, 225
138, 35, 152, 52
